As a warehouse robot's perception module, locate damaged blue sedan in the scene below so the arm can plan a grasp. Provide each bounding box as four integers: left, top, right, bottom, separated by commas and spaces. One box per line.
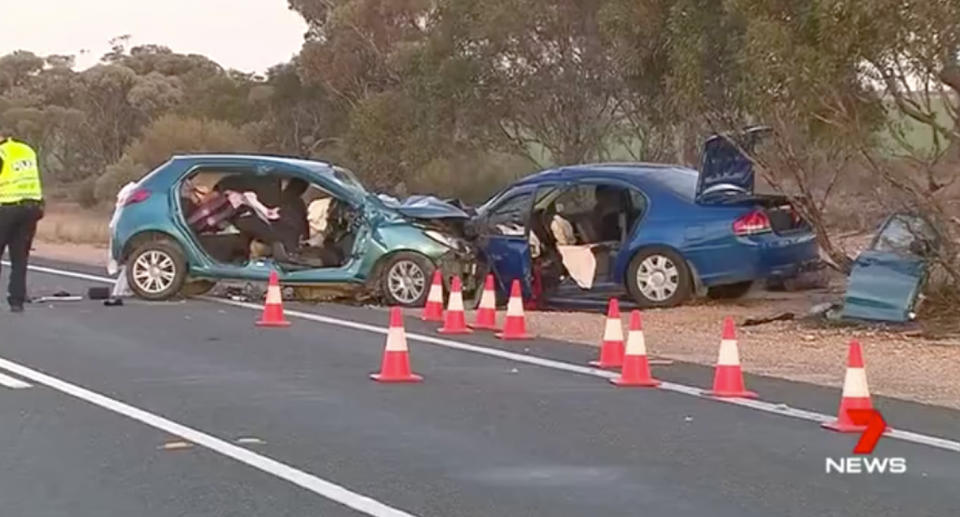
471, 129, 821, 308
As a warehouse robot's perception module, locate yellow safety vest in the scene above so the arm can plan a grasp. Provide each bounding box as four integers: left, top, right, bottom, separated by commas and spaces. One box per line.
0, 138, 43, 203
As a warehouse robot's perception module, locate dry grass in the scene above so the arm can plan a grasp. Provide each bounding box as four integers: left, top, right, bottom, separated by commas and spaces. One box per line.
919, 283, 960, 337
35, 203, 110, 246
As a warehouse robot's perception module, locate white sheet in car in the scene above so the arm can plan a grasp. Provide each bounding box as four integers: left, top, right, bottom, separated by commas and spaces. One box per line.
556, 244, 599, 289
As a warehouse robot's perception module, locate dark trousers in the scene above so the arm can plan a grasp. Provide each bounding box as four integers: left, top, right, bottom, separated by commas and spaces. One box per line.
233, 214, 298, 251
0, 203, 41, 306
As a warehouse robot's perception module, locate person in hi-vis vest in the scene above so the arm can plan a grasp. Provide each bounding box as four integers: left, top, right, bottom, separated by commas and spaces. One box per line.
0, 131, 44, 312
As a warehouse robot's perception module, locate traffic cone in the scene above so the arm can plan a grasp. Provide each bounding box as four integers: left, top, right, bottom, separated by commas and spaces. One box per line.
471, 274, 499, 331
822, 340, 873, 432
256, 270, 291, 327
371, 307, 423, 383
438, 276, 472, 334
611, 311, 660, 387
590, 298, 625, 369
705, 316, 756, 398
421, 270, 444, 322
496, 279, 532, 340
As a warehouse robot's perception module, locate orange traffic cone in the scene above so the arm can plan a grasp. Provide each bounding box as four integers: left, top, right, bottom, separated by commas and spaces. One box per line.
471, 274, 499, 331
438, 276, 472, 334
421, 270, 444, 322
611, 310, 660, 387
371, 307, 423, 383
705, 317, 756, 398
496, 279, 532, 340
822, 340, 874, 432
256, 270, 291, 327
590, 298, 625, 369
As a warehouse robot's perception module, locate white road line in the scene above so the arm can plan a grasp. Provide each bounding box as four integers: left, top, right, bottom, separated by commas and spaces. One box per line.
21, 263, 960, 454
0, 355, 418, 517
0, 371, 31, 389
12, 262, 113, 283
208, 297, 960, 453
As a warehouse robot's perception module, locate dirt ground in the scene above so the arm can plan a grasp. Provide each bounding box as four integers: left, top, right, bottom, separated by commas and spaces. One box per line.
29, 239, 960, 410
520, 290, 960, 410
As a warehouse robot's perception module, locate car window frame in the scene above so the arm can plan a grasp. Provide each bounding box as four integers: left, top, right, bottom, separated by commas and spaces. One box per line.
481, 185, 542, 239
552, 178, 650, 243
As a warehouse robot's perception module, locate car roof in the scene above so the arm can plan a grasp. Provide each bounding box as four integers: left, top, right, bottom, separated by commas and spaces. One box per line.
170, 153, 332, 170
513, 162, 700, 198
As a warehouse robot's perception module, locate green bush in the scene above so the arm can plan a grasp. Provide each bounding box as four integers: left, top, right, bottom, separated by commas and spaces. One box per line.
94, 114, 255, 203
409, 152, 536, 204
73, 177, 100, 208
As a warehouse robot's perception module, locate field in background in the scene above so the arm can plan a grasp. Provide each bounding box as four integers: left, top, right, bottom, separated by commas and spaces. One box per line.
36, 203, 110, 246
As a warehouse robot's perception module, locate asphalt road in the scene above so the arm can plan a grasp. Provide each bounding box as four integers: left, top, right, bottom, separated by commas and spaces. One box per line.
0, 258, 958, 516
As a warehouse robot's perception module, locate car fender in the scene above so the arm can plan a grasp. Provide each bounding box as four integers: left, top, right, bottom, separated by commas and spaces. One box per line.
614, 217, 689, 283
355, 223, 450, 279
120, 229, 190, 263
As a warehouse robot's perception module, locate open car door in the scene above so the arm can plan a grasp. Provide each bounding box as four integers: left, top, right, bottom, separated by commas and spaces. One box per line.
475, 185, 538, 301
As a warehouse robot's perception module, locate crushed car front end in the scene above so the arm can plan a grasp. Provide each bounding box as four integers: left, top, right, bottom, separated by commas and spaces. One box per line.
360, 194, 482, 302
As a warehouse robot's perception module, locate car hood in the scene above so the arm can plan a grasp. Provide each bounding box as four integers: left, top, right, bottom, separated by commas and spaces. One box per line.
696, 126, 770, 203
841, 250, 928, 323
376, 194, 470, 220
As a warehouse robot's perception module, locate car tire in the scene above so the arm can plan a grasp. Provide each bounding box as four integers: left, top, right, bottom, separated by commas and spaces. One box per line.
626, 246, 693, 308
181, 279, 216, 297
706, 281, 754, 300
379, 252, 437, 307
127, 239, 188, 301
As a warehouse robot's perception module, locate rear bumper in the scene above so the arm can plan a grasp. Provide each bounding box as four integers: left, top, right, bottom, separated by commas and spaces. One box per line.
697, 231, 820, 286
753, 232, 820, 278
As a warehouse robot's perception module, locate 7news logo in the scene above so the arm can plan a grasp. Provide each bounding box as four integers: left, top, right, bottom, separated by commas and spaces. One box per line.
825, 409, 907, 474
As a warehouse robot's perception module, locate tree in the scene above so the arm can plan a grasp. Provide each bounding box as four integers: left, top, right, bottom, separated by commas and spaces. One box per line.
249, 61, 346, 158
0, 51, 45, 93
851, 0, 960, 284
94, 115, 256, 202
667, 0, 888, 272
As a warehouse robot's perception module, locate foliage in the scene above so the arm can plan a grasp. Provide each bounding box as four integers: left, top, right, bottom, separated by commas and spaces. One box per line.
94, 115, 255, 202
2, 0, 958, 290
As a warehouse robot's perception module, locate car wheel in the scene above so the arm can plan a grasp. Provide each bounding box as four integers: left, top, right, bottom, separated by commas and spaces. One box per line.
380, 252, 436, 307
127, 239, 187, 301
707, 281, 754, 300
626, 247, 692, 308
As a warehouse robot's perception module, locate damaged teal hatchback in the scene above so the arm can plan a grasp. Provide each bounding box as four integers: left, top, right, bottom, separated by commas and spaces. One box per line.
109, 155, 478, 306
841, 213, 940, 322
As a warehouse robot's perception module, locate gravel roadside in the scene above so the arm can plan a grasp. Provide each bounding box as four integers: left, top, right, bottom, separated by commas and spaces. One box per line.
517, 294, 960, 410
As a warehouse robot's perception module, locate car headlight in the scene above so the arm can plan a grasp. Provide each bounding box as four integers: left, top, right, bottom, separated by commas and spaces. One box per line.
425, 230, 466, 251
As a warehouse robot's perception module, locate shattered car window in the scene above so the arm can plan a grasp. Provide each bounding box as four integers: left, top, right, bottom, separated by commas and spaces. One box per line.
487, 192, 534, 236
871, 214, 938, 255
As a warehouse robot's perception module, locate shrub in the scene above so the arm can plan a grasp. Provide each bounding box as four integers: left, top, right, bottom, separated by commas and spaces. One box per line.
94, 114, 255, 203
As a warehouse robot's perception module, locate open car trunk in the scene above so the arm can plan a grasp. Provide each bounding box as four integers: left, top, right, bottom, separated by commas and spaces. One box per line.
695, 126, 808, 234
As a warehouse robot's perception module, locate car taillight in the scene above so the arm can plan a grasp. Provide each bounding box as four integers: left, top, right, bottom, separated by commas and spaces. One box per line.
123, 188, 151, 207
733, 210, 772, 236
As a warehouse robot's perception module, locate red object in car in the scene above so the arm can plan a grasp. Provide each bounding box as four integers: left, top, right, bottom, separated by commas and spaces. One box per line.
733, 210, 772, 236
123, 188, 152, 207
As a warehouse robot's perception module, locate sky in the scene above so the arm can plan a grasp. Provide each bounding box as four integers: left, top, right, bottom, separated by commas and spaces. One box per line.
1, 0, 309, 73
